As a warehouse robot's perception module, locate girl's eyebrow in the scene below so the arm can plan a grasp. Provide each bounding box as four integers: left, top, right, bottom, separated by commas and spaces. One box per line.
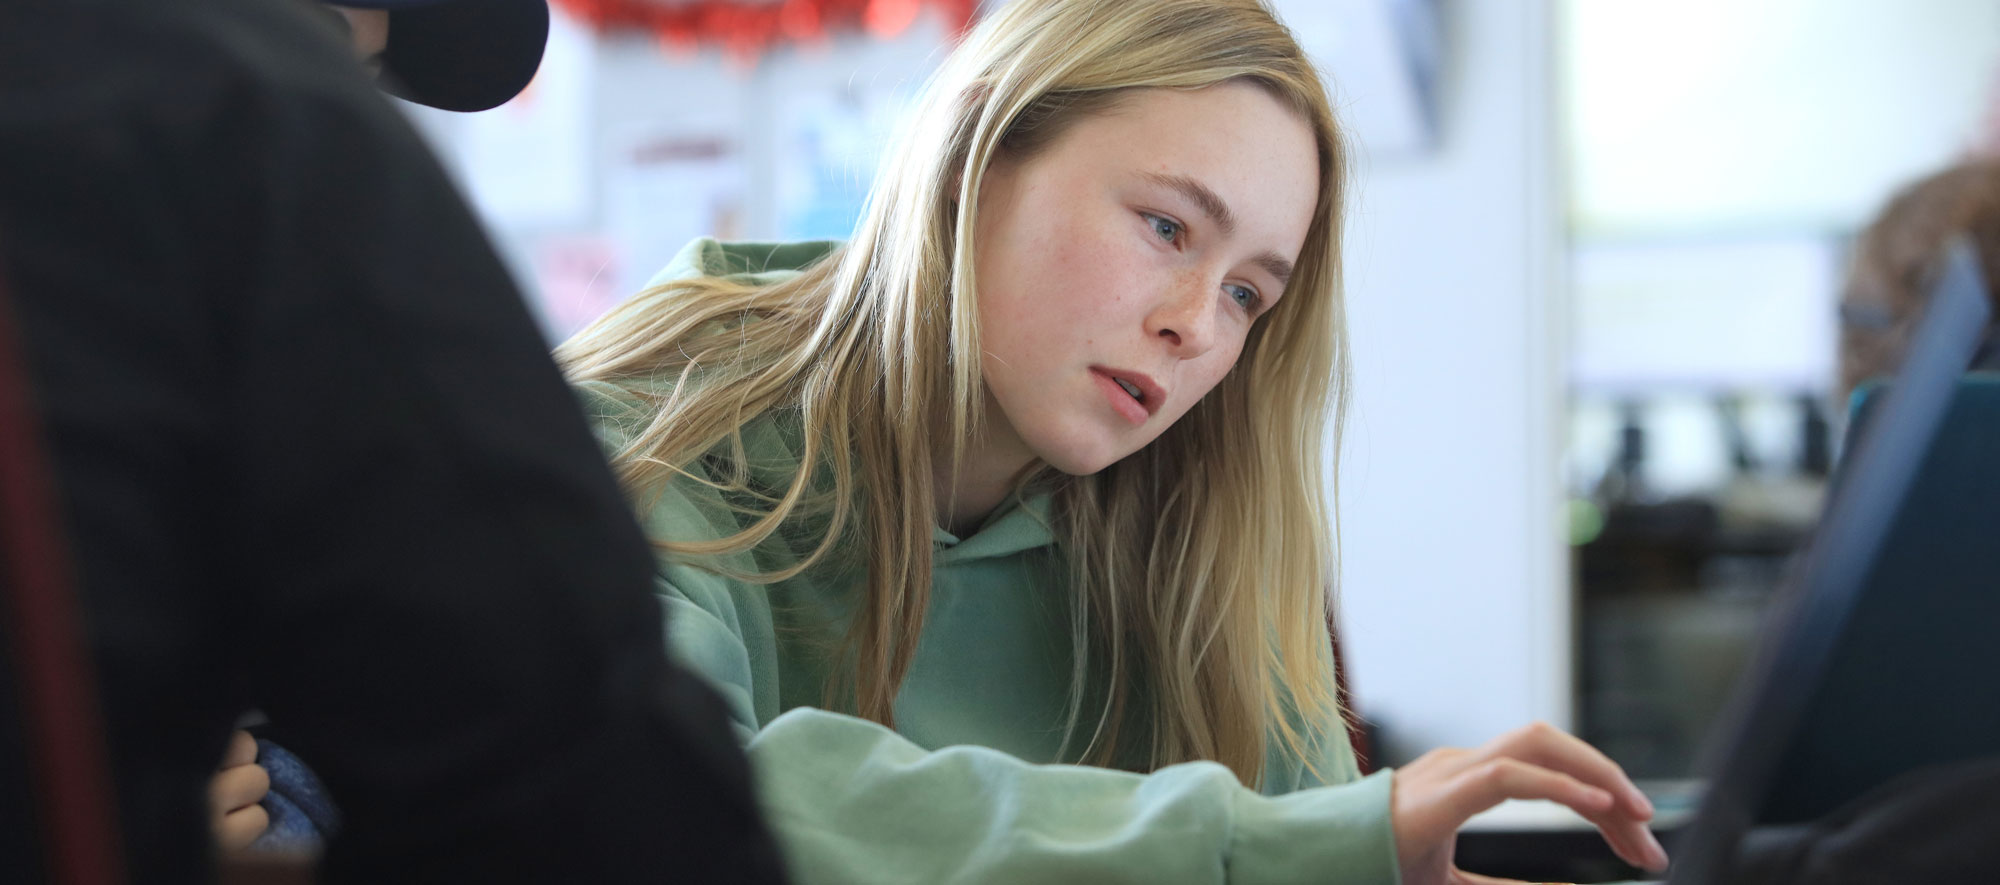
1139, 170, 1295, 287
1142, 171, 1238, 235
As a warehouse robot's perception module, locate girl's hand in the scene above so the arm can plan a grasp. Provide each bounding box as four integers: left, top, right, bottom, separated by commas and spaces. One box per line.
209, 730, 270, 851
1390, 721, 1669, 885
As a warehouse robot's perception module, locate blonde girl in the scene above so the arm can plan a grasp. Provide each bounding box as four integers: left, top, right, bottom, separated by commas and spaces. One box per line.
560, 0, 1664, 881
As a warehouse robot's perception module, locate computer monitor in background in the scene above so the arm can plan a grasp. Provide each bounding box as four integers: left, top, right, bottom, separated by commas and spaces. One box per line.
1571, 235, 1843, 395
1668, 237, 1995, 883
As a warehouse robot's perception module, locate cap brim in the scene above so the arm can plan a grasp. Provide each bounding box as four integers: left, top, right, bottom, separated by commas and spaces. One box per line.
379, 0, 550, 112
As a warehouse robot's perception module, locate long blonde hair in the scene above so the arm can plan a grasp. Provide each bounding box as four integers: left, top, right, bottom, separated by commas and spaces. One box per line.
558, 0, 1351, 786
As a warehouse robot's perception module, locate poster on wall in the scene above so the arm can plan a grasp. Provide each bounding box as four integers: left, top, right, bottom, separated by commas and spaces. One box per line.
1271, 0, 1440, 159
455, 7, 595, 229
532, 234, 624, 339
766, 25, 943, 241
601, 122, 748, 301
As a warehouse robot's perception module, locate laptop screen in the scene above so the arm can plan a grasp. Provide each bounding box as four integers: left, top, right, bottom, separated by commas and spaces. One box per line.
1668, 238, 1995, 882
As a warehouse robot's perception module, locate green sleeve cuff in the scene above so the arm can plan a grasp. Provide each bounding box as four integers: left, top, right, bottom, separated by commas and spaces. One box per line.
1229, 769, 1401, 885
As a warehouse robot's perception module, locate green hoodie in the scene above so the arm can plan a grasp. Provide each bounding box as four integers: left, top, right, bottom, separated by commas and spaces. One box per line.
573, 239, 1400, 885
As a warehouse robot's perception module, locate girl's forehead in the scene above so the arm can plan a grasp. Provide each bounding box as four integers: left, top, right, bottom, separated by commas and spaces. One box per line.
1056, 86, 1321, 245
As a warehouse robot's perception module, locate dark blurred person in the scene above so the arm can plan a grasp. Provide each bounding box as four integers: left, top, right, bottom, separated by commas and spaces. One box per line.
1839, 159, 2000, 399
0, 0, 786, 881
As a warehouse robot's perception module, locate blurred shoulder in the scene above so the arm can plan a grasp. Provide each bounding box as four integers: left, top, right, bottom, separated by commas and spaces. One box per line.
646, 239, 843, 289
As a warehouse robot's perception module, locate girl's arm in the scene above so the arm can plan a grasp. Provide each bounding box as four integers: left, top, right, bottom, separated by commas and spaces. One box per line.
662, 577, 1402, 885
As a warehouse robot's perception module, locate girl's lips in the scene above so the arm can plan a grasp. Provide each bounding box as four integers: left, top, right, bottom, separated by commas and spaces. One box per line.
1091, 368, 1151, 426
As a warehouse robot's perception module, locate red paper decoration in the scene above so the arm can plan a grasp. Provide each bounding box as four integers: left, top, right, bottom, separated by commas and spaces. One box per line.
553, 0, 978, 61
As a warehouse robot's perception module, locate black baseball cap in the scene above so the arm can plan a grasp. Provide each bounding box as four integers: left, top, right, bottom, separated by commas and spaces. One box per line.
333, 0, 551, 112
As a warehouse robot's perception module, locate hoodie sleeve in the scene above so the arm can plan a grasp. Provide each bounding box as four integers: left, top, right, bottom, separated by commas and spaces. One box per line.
741, 705, 1401, 885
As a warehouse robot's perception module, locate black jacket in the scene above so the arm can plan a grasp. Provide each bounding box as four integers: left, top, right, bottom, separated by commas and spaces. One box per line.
0, 0, 786, 881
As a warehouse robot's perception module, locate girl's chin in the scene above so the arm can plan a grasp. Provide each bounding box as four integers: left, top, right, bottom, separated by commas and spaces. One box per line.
1013, 415, 1152, 477
1031, 441, 1137, 477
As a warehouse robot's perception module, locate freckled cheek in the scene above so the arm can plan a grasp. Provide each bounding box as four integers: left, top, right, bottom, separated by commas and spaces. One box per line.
1062, 214, 1139, 285
1044, 240, 1091, 294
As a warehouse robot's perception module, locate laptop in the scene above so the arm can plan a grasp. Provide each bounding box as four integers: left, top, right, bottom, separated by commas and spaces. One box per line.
1665, 237, 1997, 882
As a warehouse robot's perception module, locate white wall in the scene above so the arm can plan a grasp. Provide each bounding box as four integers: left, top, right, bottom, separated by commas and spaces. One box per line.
1333, 0, 1569, 764
1567, 0, 2000, 237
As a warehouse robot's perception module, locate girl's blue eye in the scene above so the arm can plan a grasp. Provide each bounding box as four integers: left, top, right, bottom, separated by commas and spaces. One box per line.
1145, 214, 1181, 243
1226, 284, 1260, 312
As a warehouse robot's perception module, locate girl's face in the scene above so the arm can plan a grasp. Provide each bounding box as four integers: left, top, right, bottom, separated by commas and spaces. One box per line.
971, 81, 1321, 476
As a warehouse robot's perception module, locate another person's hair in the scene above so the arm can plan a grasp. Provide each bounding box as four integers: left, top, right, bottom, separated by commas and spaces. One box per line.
558, 0, 1350, 786
1840, 159, 2000, 397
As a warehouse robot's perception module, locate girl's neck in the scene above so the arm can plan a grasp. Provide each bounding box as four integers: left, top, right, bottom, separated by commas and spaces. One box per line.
934, 406, 1038, 538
